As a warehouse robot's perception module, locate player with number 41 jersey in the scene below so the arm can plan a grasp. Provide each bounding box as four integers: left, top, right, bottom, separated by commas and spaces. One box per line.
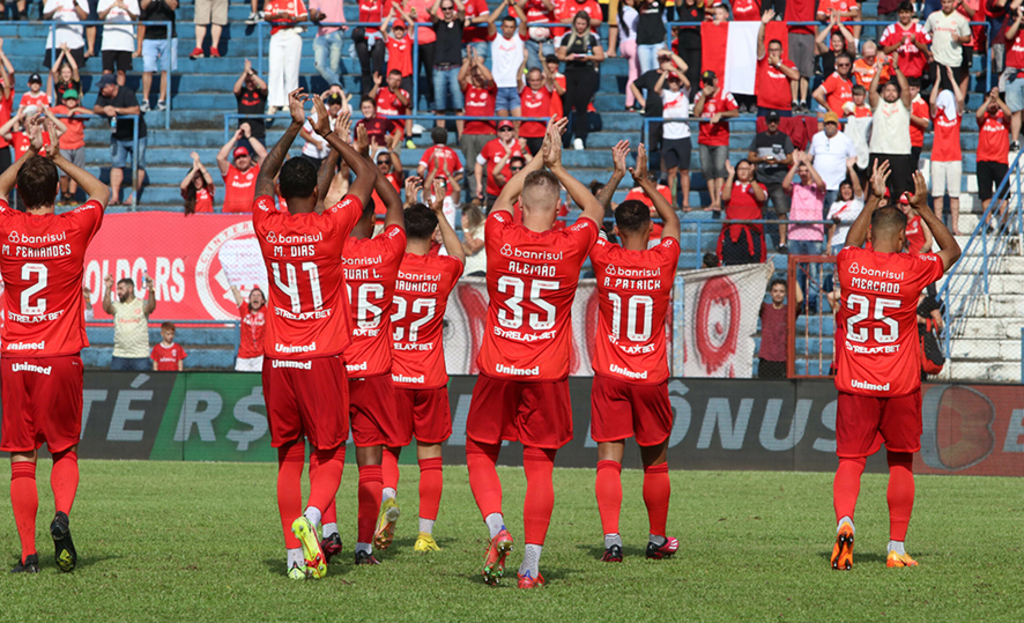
830, 163, 959, 573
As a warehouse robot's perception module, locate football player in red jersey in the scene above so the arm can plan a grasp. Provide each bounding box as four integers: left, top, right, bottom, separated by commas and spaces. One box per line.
464, 117, 604, 589
830, 161, 960, 571
252, 90, 378, 580
385, 180, 466, 553
0, 115, 110, 574
587, 143, 681, 563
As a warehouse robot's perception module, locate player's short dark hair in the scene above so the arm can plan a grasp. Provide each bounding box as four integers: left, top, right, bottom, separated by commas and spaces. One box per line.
767, 39, 782, 49
836, 51, 854, 65
614, 199, 651, 233
872, 206, 908, 234
501, 15, 516, 25
404, 203, 438, 240
278, 158, 318, 200
388, 69, 402, 78
852, 84, 866, 96
361, 96, 376, 108
702, 253, 718, 268
430, 126, 447, 145
161, 321, 175, 331
15, 156, 59, 209
907, 77, 921, 88
897, 1, 913, 12
510, 156, 526, 168
118, 278, 134, 288
883, 78, 902, 96
770, 278, 787, 290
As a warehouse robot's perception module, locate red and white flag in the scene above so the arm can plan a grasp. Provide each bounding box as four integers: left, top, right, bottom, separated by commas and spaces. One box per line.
701, 21, 789, 96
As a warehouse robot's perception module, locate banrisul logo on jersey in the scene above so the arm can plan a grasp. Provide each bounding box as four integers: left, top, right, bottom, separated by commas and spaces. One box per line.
195, 221, 268, 320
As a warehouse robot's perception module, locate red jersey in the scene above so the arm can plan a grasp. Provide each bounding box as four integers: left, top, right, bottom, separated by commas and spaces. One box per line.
817, 0, 856, 23
150, 342, 187, 370
418, 145, 463, 180
19, 91, 49, 110
880, 22, 931, 78
519, 85, 554, 138
182, 185, 215, 213
343, 225, 406, 377
0, 199, 103, 357
905, 215, 927, 253
624, 185, 672, 239
756, 57, 796, 111
821, 72, 854, 117
237, 302, 266, 358
252, 193, 362, 359
264, 0, 308, 35
375, 85, 409, 118
551, 73, 566, 118
223, 164, 260, 213
931, 110, 962, 162
835, 247, 944, 396
462, 83, 498, 134
463, 0, 489, 43
359, 0, 383, 34
590, 236, 680, 384
1008, 30, 1024, 69
390, 253, 464, 388
477, 211, 599, 380
978, 108, 1010, 164
909, 95, 929, 147
371, 172, 402, 219
696, 89, 737, 147
11, 132, 31, 161
49, 105, 86, 151
784, 0, 815, 35
386, 34, 414, 77
733, 0, 761, 21
0, 88, 13, 149
478, 138, 529, 197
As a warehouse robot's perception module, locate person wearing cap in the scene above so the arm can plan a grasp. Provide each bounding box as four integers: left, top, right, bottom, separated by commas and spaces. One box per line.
475, 119, 531, 206
384, 6, 416, 96
458, 47, 498, 200
50, 87, 92, 205
20, 74, 49, 111
93, 73, 148, 205
298, 91, 344, 170
137, 0, 178, 113
807, 110, 855, 211
867, 52, 914, 201
217, 122, 267, 213
97, 0, 140, 87
418, 126, 464, 187
262, 0, 308, 116
749, 109, 795, 251
756, 10, 799, 117
694, 68, 738, 213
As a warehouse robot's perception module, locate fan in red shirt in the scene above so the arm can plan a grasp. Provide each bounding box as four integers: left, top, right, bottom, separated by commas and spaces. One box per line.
880, 8, 932, 79
384, 17, 414, 87
830, 162, 960, 572
459, 49, 499, 200
386, 181, 466, 553
756, 12, 800, 113
733, 0, 761, 21
0, 115, 110, 575
217, 126, 267, 213
586, 143, 682, 563
518, 68, 556, 156
181, 151, 215, 215
464, 118, 602, 589
907, 78, 930, 164
231, 285, 266, 371
813, 53, 855, 117
150, 322, 187, 371
928, 69, 965, 235
975, 88, 1012, 220
463, 0, 491, 49
694, 71, 739, 212
417, 127, 464, 185
370, 69, 413, 144
717, 159, 767, 265
475, 119, 532, 205
356, 97, 401, 148
252, 91, 378, 581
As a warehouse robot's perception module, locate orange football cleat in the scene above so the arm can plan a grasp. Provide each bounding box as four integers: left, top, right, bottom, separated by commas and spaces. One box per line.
831, 523, 854, 571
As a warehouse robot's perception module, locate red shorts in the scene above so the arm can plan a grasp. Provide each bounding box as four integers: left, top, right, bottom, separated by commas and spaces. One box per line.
836, 389, 923, 458
262, 355, 349, 450
0, 355, 83, 453
590, 375, 673, 446
394, 386, 452, 444
465, 374, 573, 449
349, 373, 402, 447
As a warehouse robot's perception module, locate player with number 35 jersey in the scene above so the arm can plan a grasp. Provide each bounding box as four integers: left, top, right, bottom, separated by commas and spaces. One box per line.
829, 164, 959, 573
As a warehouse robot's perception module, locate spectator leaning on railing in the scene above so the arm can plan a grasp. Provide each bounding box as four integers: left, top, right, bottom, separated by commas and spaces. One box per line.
263, 0, 308, 116
309, 0, 347, 88
137, 0, 178, 113
42, 0, 89, 69
93, 73, 146, 205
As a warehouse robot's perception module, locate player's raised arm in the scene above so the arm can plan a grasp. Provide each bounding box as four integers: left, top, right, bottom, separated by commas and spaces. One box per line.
492, 118, 566, 215
0, 115, 42, 198
255, 88, 308, 198
596, 140, 629, 210
910, 170, 960, 270
314, 113, 346, 211
310, 94, 377, 209
544, 119, 606, 226
377, 160, 405, 230
630, 143, 679, 242
43, 118, 110, 209
429, 178, 465, 264
846, 159, 889, 248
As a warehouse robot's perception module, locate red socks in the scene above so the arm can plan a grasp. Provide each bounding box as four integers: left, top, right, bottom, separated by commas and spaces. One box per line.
10, 462, 37, 560
382, 447, 401, 492
522, 446, 556, 546
466, 438, 503, 519
50, 449, 79, 516
595, 460, 622, 535
276, 442, 304, 549
308, 445, 345, 517
887, 451, 915, 541
418, 457, 443, 521
357, 465, 383, 544
643, 463, 670, 537
833, 457, 866, 523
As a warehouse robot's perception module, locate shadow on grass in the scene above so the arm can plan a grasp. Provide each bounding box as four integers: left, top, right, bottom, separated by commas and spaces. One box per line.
261, 557, 356, 580
816, 550, 888, 564
575, 543, 647, 560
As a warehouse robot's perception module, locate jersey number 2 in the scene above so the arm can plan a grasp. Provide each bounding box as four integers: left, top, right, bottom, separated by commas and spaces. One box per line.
20, 263, 47, 315
391, 296, 436, 342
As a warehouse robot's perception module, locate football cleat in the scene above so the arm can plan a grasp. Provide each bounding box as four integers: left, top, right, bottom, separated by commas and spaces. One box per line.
646, 536, 679, 560
831, 523, 855, 571
517, 570, 546, 589
291, 517, 327, 579
10, 554, 39, 574
320, 533, 342, 564
601, 543, 623, 562
374, 498, 401, 550
287, 562, 311, 580
354, 550, 381, 565
50, 512, 77, 573
482, 528, 514, 586
414, 532, 441, 552
886, 551, 919, 568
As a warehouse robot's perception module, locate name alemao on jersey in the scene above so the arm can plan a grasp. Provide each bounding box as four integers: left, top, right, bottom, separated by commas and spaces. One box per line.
252, 194, 362, 359
835, 247, 944, 397
343, 224, 406, 376
590, 235, 680, 383
0, 199, 103, 357
477, 211, 599, 381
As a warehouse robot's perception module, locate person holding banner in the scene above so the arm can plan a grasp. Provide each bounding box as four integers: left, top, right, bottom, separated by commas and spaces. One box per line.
587, 142, 681, 563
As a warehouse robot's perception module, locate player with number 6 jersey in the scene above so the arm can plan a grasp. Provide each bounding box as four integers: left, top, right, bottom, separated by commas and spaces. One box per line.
0, 115, 110, 575
830, 163, 959, 572
586, 142, 681, 563
252, 91, 379, 581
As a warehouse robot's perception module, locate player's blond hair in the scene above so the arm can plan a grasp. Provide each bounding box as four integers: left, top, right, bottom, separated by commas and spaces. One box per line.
522, 170, 560, 211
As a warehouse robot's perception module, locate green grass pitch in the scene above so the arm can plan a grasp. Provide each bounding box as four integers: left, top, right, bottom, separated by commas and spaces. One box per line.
0, 461, 1021, 622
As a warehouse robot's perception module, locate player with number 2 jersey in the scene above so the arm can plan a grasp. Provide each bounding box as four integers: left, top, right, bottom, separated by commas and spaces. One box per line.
830, 163, 959, 573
